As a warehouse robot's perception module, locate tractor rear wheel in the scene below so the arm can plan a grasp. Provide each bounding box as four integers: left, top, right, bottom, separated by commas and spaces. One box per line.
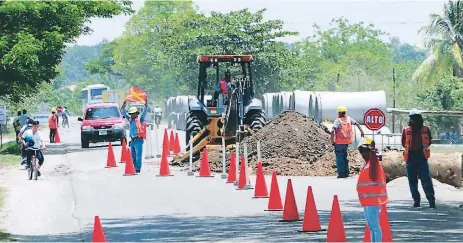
185, 111, 207, 151
245, 109, 267, 132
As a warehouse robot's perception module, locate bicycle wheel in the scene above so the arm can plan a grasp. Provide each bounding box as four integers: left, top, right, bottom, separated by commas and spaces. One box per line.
28, 162, 33, 180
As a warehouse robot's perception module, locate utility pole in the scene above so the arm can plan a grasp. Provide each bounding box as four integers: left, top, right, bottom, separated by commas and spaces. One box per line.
392, 67, 396, 133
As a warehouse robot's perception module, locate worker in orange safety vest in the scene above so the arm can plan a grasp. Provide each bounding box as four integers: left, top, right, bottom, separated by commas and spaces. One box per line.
401, 109, 435, 208
357, 137, 388, 242
121, 100, 148, 173
331, 106, 364, 178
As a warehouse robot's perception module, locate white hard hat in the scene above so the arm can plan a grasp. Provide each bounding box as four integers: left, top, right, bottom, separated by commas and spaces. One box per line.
409, 108, 421, 116
128, 106, 139, 114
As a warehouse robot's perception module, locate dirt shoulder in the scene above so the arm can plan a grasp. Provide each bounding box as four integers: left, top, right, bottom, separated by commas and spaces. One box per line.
0, 143, 21, 241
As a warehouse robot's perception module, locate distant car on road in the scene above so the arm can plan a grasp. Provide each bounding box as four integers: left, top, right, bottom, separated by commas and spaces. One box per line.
77, 103, 126, 148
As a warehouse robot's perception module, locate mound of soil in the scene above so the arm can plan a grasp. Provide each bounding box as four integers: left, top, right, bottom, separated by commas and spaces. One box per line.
195, 110, 364, 176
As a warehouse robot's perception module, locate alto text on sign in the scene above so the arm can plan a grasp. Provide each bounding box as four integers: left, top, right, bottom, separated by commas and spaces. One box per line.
363, 108, 386, 131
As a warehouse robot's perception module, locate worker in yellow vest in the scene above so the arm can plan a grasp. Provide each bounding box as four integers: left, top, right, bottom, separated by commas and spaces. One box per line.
401, 109, 435, 208
331, 106, 364, 178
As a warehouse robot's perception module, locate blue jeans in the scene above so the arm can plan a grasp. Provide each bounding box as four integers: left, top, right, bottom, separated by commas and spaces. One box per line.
130, 138, 144, 171
405, 151, 435, 203
334, 144, 349, 177
364, 205, 382, 242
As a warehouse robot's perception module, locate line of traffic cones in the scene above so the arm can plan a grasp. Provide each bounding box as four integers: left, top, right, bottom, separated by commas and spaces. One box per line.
157, 129, 173, 177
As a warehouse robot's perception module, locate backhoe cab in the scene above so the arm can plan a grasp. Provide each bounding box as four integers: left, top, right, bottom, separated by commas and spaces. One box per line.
172, 55, 267, 163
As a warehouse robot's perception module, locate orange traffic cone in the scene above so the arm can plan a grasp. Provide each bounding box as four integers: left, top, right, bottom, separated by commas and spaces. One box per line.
363, 204, 393, 242
174, 133, 181, 154
298, 186, 324, 232
226, 151, 236, 183
169, 130, 175, 152
280, 179, 300, 222
92, 216, 107, 242
236, 155, 252, 190
253, 162, 269, 198
197, 149, 214, 177
120, 139, 127, 163
54, 129, 61, 143
105, 142, 117, 168
157, 143, 172, 176
265, 171, 283, 211
163, 129, 170, 156
123, 149, 137, 176
326, 195, 347, 242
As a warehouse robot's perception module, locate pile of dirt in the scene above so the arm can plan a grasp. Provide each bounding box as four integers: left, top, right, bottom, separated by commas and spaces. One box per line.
196, 110, 364, 176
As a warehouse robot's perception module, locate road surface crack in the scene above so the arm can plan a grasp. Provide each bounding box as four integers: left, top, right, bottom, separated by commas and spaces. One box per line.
64, 145, 85, 242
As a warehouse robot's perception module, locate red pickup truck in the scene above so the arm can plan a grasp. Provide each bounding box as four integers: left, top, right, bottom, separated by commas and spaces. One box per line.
77, 103, 126, 148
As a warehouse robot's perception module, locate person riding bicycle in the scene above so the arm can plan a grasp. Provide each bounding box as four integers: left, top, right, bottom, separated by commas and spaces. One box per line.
18, 118, 35, 165
61, 106, 70, 126
153, 105, 162, 125
21, 121, 45, 176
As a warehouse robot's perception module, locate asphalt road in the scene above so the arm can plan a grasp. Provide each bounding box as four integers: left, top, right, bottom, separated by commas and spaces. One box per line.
1, 118, 463, 242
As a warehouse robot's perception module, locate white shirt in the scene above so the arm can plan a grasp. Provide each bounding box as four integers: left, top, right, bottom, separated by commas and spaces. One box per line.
22, 130, 44, 149
20, 124, 31, 134
153, 107, 162, 114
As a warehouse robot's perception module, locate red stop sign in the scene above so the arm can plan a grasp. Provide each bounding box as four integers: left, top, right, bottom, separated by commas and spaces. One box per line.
363, 108, 386, 131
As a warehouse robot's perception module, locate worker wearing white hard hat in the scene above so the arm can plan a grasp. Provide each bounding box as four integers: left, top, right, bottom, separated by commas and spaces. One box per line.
331, 106, 365, 178
121, 99, 148, 173
402, 108, 435, 208
356, 137, 388, 242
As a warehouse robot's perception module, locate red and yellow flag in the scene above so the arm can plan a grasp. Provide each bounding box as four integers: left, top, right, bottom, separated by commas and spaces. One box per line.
124, 86, 147, 104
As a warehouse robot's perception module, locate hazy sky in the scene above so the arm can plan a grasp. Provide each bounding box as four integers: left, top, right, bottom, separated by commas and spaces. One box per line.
75, 0, 445, 47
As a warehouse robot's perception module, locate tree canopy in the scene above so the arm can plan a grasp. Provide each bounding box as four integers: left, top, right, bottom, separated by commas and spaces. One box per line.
0, 0, 133, 102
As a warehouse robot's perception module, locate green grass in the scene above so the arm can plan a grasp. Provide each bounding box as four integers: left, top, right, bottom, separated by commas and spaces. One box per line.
0, 141, 20, 156
0, 155, 18, 168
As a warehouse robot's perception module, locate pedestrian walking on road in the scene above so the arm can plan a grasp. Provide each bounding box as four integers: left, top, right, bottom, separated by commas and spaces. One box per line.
357, 137, 388, 242
49, 108, 58, 143
402, 109, 436, 208
18, 109, 30, 127
121, 99, 148, 173
13, 111, 22, 143
331, 106, 364, 178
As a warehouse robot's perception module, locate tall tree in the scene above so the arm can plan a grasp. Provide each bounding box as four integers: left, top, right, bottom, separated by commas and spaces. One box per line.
0, 1, 133, 102
414, 0, 463, 82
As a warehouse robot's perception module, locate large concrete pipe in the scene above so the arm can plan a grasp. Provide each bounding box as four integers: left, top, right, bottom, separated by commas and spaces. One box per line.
293, 90, 313, 116
263, 93, 275, 118
314, 95, 321, 123
272, 94, 279, 117
315, 91, 387, 124
281, 91, 293, 111
308, 94, 314, 118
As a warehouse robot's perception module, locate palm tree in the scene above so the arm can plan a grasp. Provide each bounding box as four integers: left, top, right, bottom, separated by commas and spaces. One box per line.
413, 0, 463, 82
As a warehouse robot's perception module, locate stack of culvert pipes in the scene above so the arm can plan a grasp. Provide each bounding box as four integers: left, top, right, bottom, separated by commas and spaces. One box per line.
313, 91, 387, 124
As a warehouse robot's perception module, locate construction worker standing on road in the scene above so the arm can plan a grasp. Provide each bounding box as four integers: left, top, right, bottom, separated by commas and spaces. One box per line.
331, 106, 364, 178
48, 108, 58, 143
357, 137, 388, 242
402, 109, 436, 208
121, 99, 148, 173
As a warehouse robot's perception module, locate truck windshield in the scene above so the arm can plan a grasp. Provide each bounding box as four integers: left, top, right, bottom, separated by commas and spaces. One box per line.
85, 106, 120, 120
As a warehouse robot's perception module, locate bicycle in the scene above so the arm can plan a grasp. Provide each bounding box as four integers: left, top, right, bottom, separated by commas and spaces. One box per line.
26, 148, 41, 180
62, 115, 69, 128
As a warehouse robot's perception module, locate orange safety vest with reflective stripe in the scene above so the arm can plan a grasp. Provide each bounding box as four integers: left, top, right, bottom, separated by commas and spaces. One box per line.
220, 79, 229, 94
356, 160, 388, 207
334, 116, 353, 144
134, 117, 147, 139
403, 126, 430, 161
